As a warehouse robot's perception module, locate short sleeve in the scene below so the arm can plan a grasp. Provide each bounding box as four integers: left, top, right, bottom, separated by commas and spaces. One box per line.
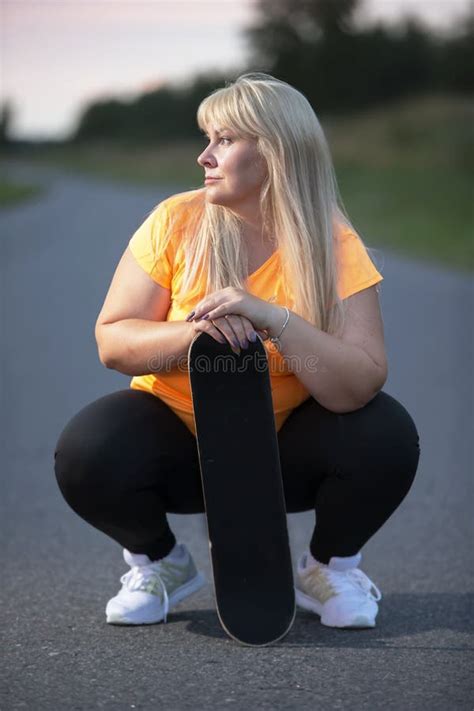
128, 201, 173, 289
336, 228, 384, 300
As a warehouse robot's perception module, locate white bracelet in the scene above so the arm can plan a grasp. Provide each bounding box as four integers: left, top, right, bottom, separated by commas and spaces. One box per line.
269, 307, 290, 352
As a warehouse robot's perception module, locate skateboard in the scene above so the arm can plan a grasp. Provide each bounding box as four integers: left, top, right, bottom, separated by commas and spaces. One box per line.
188, 331, 295, 646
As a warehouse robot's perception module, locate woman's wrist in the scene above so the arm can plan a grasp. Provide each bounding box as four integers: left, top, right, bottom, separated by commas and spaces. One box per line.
266, 305, 290, 339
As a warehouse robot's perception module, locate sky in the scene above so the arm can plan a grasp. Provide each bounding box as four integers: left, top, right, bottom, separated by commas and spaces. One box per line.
1, 0, 471, 141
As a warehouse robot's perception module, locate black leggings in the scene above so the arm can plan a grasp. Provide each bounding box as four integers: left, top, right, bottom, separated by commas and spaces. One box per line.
54, 388, 420, 565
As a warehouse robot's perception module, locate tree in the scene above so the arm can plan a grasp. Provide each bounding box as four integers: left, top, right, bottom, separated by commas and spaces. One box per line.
0, 101, 14, 146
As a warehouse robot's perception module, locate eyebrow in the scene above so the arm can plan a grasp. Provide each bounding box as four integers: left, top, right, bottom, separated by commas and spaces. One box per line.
202, 127, 228, 136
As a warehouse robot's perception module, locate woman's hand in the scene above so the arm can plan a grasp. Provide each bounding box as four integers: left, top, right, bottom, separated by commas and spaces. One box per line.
189, 312, 268, 354
185, 287, 279, 334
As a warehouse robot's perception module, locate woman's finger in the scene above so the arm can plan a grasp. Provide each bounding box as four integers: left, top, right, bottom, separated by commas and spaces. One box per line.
192, 320, 226, 345
239, 316, 259, 343
214, 315, 261, 348
192, 320, 240, 354
219, 315, 249, 349
211, 317, 242, 352
192, 315, 263, 352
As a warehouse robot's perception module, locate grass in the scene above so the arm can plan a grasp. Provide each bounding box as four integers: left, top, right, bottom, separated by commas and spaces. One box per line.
2, 93, 472, 272
328, 93, 473, 273
0, 176, 45, 208
336, 160, 473, 273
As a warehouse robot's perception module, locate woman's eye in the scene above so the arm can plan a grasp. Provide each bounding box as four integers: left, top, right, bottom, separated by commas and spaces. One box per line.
202, 136, 231, 145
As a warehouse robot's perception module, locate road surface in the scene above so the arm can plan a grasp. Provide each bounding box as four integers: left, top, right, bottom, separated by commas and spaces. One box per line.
1, 160, 472, 709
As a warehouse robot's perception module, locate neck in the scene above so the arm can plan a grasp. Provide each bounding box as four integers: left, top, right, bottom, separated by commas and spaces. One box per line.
239, 216, 274, 247
227, 196, 271, 245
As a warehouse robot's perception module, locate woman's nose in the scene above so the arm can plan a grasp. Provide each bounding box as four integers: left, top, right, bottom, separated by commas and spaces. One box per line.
197, 146, 216, 167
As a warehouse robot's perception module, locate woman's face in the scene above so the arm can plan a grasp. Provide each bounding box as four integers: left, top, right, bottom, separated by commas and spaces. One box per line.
197, 125, 267, 212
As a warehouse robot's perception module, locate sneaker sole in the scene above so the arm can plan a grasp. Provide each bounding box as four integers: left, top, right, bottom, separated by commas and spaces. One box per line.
295, 588, 376, 628
106, 571, 207, 625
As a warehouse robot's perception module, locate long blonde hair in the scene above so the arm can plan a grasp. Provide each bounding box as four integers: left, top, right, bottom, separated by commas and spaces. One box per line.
156, 72, 381, 336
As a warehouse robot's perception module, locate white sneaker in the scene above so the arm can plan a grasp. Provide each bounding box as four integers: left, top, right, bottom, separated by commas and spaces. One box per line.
106, 542, 206, 625
295, 549, 382, 628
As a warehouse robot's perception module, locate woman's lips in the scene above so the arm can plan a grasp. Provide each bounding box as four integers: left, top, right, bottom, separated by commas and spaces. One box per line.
205, 177, 221, 183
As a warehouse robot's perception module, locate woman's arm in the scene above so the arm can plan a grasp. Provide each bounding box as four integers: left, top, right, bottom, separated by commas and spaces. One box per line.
98, 319, 194, 376
95, 246, 197, 375
266, 286, 387, 413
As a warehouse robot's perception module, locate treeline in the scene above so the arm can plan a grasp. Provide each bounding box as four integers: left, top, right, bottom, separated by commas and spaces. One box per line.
2, 0, 473, 147
68, 0, 472, 145
244, 0, 473, 112
71, 75, 226, 146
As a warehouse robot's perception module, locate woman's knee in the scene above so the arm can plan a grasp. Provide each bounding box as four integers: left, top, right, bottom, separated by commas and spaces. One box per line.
54, 416, 102, 506
372, 390, 420, 446
381, 391, 420, 482
53, 391, 134, 503
340, 390, 421, 480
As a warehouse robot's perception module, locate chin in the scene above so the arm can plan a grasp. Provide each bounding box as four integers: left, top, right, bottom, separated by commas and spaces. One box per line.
204, 189, 228, 206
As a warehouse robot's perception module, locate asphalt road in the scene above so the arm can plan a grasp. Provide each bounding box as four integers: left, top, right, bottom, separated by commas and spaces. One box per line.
1, 160, 473, 710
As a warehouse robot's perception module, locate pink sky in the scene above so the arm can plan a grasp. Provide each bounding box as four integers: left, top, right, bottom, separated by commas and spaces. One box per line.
1, 0, 470, 140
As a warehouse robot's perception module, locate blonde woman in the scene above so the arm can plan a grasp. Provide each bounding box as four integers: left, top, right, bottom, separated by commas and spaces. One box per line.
54, 73, 420, 630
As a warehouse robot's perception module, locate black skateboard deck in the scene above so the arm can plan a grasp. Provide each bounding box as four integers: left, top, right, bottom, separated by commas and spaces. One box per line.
188, 331, 295, 646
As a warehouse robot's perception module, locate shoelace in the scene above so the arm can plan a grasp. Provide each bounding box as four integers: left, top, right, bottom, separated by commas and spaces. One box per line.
323, 567, 382, 601
120, 564, 170, 623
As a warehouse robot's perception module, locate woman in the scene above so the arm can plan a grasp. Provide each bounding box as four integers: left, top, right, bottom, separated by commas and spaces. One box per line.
54, 72, 420, 630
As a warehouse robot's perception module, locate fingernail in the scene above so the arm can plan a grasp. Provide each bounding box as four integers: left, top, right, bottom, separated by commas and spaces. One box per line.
185, 311, 195, 321
249, 331, 257, 342
202, 314, 209, 320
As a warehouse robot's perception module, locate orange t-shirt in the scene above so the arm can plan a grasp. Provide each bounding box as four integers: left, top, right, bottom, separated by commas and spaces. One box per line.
127, 188, 383, 436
